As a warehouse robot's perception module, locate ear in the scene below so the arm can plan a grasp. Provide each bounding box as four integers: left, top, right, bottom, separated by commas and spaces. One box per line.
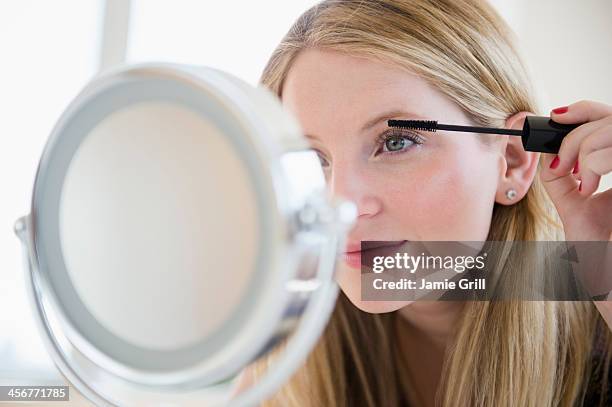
495, 111, 540, 205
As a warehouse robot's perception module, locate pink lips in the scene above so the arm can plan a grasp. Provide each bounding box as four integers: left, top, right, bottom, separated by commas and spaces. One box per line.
341, 240, 408, 269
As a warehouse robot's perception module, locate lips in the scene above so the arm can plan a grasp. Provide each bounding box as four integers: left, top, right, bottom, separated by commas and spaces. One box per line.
344, 240, 408, 254
340, 240, 408, 270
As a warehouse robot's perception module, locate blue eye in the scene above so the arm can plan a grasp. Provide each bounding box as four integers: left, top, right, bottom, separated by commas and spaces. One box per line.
376, 129, 423, 156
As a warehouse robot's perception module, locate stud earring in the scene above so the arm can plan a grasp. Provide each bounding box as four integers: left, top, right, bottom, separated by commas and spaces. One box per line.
505, 188, 517, 200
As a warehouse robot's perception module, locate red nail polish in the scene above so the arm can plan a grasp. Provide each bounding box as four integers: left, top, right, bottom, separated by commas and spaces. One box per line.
572, 161, 579, 174
549, 156, 560, 169
578, 181, 582, 192
552, 106, 568, 114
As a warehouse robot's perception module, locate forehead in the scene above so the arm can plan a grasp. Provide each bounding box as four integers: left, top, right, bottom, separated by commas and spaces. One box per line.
281, 48, 455, 131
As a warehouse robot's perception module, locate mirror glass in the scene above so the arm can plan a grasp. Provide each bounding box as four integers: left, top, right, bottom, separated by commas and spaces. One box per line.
59, 100, 258, 351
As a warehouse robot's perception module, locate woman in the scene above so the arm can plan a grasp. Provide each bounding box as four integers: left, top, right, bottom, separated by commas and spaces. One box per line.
247, 0, 612, 405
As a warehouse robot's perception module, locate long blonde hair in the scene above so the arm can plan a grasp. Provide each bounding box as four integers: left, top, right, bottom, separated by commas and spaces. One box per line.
255, 1, 611, 405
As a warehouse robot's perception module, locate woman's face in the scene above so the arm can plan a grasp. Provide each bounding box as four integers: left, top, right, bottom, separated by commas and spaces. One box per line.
281, 49, 506, 313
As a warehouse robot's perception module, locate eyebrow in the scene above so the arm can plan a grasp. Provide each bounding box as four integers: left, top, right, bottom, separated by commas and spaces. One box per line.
304, 109, 426, 141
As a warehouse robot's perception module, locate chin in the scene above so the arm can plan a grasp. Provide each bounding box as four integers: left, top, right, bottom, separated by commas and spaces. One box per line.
346, 295, 413, 314
334, 261, 413, 313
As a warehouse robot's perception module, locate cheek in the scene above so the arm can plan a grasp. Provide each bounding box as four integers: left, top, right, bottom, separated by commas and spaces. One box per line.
333, 143, 499, 310
381, 146, 499, 240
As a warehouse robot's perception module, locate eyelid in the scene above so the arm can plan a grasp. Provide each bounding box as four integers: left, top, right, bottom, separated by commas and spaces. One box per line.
376, 127, 424, 144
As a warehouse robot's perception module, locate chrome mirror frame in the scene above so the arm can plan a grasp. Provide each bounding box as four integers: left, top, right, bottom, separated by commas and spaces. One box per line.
14, 63, 357, 406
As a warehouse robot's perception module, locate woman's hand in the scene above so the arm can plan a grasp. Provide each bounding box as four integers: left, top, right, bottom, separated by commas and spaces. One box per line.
539, 100, 612, 242
539, 101, 612, 314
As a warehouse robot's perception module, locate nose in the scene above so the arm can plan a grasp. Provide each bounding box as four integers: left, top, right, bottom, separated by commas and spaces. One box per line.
326, 160, 382, 219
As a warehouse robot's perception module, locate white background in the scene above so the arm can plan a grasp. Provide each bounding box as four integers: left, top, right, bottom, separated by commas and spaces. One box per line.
1, 0, 611, 385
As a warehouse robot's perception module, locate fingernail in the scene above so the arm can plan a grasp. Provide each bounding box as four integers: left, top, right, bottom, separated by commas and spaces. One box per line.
572, 161, 579, 174
578, 180, 582, 192
549, 156, 560, 169
552, 106, 568, 114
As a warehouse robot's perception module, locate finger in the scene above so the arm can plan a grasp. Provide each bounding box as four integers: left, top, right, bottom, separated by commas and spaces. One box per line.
551, 100, 612, 124
577, 125, 612, 196
582, 146, 612, 176
539, 154, 582, 218
580, 146, 612, 196
550, 117, 612, 176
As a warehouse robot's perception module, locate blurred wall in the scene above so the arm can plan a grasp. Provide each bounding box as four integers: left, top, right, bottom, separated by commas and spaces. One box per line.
491, 0, 612, 190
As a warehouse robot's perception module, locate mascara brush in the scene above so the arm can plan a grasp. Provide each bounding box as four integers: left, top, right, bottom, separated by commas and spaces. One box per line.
387, 116, 581, 154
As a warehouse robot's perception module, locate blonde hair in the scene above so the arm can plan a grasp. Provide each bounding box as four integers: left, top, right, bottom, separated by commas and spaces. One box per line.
254, 1, 611, 405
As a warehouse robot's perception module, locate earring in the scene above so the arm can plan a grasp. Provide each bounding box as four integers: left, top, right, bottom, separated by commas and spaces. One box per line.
505, 188, 517, 200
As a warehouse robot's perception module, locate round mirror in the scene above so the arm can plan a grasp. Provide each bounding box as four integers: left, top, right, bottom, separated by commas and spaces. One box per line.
14, 63, 357, 406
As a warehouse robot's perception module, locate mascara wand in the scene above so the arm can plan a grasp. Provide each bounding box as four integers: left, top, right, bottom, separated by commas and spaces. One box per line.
388, 116, 581, 154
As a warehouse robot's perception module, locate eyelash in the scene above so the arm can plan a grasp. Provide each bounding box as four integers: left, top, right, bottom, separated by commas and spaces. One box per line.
375, 128, 424, 157
313, 128, 424, 168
